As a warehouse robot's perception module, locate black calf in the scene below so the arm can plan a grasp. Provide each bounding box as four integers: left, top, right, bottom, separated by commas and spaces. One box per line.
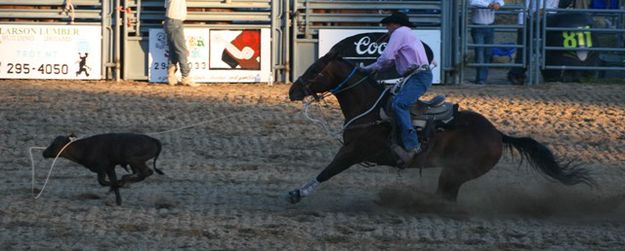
43, 133, 163, 205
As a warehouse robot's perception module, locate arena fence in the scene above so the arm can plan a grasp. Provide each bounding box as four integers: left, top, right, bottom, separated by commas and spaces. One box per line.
2, 0, 625, 84
458, 2, 526, 84
121, 0, 278, 83
539, 7, 625, 84
459, 0, 625, 85
289, 0, 449, 84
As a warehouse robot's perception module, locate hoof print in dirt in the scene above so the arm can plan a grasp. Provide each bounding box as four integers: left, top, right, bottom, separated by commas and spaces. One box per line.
75, 193, 101, 200
151, 196, 177, 209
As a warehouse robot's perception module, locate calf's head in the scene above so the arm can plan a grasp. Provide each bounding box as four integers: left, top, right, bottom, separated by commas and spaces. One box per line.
43, 134, 77, 158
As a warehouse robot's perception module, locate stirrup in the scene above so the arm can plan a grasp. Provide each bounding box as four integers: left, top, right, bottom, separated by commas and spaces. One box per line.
393, 145, 421, 169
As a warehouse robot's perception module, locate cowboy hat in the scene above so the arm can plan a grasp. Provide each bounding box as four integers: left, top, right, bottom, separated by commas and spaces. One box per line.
380, 12, 415, 28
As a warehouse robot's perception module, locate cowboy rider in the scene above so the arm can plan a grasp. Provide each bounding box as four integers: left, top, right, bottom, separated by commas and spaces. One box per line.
359, 12, 433, 165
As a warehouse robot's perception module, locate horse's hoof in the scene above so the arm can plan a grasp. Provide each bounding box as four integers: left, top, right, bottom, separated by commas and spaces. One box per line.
286, 189, 301, 204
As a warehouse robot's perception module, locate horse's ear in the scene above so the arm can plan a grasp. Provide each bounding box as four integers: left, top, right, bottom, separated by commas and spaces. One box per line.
323, 50, 337, 60
68, 133, 77, 141
325, 45, 344, 59
422, 41, 434, 64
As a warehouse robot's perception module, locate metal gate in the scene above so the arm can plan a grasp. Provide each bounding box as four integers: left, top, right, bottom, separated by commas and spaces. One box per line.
458, 0, 625, 85
5, 1, 625, 84
0, 1, 454, 83
120, 0, 281, 82
288, 0, 450, 83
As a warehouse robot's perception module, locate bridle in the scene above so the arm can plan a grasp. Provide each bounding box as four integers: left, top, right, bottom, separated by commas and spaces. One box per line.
300, 58, 370, 101
299, 58, 390, 140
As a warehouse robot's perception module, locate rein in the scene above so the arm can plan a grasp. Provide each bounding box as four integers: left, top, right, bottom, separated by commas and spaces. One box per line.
313, 64, 369, 100
329, 68, 357, 94
302, 63, 389, 141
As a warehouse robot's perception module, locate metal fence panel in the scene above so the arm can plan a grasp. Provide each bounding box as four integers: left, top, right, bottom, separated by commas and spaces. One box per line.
458, 0, 625, 85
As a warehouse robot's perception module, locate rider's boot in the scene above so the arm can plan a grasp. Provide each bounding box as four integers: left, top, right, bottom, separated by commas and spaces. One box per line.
181, 76, 199, 87
167, 64, 177, 86
393, 144, 422, 168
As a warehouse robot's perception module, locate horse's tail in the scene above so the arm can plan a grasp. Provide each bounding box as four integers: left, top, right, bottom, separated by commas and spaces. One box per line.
500, 132, 594, 186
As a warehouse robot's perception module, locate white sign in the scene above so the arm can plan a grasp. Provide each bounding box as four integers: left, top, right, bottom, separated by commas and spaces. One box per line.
319, 29, 442, 84
149, 28, 209, 83
149, 28, 272, 83
0, 24, 101, 79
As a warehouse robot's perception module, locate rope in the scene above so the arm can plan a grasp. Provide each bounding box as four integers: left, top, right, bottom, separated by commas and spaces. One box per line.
341, 87, 389, 131
303, 98, 342, 142
302, 86, 390, 143
28, 107, 275, 199
30, 140, 75, 199
144, 110, 258, 136
29, 147, 46, 197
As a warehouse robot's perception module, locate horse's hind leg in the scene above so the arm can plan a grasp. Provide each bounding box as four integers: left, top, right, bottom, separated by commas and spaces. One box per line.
436, 159, 499, 201
435, 166, 468, 201
435, 120, 503, 201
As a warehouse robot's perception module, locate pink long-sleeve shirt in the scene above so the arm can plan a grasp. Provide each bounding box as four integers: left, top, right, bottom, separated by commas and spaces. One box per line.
362, 26, 429, 76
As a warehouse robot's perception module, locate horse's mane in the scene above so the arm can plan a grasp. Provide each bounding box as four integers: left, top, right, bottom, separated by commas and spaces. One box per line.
319, 44, 359, 69
322, 44, 346, 61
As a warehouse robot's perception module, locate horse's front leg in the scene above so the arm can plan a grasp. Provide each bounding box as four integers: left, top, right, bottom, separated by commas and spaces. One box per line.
287, 144, 362, 204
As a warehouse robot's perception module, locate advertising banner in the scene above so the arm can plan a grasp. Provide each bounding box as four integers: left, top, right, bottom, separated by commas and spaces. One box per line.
0, 24, 102, 80
149, 28, 272, 83
319, 29, 441, 84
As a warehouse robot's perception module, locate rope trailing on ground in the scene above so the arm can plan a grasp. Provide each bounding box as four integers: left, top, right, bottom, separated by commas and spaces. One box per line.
28, 106, 281, 200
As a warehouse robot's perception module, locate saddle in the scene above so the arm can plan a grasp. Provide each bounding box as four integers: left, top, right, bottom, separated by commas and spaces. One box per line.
380, 95, 457, 135
410, 95, 455, 129
380, 95, 458, 168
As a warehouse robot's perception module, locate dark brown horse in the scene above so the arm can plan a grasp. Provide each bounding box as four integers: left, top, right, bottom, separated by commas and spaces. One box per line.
286, 47, 593, 204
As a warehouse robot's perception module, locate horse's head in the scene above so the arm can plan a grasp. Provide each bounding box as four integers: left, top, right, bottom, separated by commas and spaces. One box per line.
289, 48, 356, 101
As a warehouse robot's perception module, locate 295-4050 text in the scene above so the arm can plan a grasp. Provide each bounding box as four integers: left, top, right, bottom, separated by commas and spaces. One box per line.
0, 62, 69, 75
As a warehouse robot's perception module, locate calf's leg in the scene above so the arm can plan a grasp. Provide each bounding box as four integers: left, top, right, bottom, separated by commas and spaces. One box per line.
106, 167, 123, 206
121, 161, 153, 183
97, 171, 110, 186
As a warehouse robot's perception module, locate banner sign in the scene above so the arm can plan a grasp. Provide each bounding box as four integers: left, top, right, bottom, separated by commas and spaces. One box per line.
149, 28, 272, 83
319, 29, 441, 84
0, 24, 102, 79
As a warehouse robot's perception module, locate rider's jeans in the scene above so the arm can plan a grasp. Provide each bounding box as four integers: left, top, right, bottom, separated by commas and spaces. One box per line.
392, 70, 433, 151
164, 18, 191, 77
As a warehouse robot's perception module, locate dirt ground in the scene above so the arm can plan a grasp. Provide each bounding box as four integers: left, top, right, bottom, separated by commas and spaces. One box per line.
0, 80, 624, 250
